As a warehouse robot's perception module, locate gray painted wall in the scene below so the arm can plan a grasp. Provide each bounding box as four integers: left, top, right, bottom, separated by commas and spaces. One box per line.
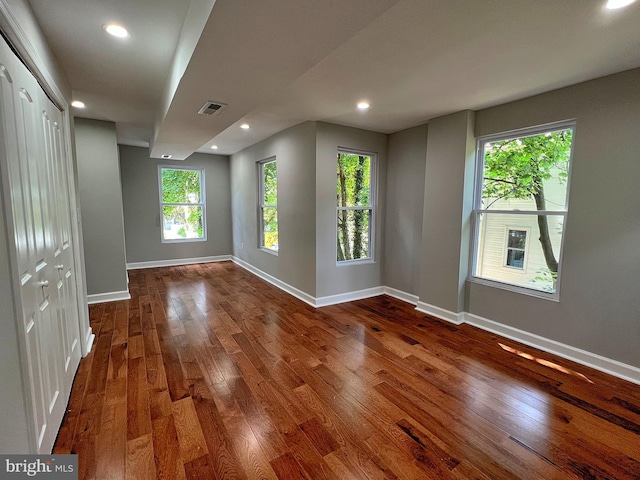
75, 118, 128, 296
231, 122, 317, 296
315, 122, 388, 298
384, 71, 640, 370
418, 111, 475, 313
383, 124, 427, 296
120, 146, 232, 263
469, 68, 640, 368
230, 121, 387, 299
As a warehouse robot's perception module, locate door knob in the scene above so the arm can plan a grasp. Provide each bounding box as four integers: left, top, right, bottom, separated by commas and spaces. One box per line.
55, 265, 64, 270
35, 280, 49, 287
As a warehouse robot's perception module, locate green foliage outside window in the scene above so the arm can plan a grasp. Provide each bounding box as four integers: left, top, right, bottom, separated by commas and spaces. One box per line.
480, 128, 573, 291
337, 153, 372, 261
482, 130, 572, 212
161, 168, 204, 240
261, 161, 278, 250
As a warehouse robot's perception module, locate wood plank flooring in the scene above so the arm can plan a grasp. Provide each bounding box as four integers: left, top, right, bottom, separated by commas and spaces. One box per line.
54, 262, 640, 479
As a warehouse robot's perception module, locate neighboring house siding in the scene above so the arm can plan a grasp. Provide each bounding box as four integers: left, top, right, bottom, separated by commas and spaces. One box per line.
477, 172, 566, 291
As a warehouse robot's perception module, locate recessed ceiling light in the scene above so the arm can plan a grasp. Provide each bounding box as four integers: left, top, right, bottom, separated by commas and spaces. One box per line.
71, 100, 85, 109
606, 0, 636, 8
240, 123, 250, 130
103, 24, 129, 38
357, 101, 370, 110
211, 145, 218, 150
161, 154, 172, 159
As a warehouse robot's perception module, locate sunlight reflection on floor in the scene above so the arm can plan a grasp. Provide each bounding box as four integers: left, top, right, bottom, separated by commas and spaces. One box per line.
499, 343, 593, 384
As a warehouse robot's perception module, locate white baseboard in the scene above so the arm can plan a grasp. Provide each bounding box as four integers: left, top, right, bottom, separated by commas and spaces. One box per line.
231, 257, 398, 308
383, 286, 419, 305
464, 312, 640, 386
316, 287, 384, 307
415, 301, 465, 325
126, 255, 232, 270
231, 256, 316, 307
87, 290, 131, 304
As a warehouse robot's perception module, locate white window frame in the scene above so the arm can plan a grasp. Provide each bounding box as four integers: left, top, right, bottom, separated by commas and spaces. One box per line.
470, 120, 576, 300
336, 148, 376, 265
158, 166, 207, 243
503, 227, 529, 271
258, 157, 278, 254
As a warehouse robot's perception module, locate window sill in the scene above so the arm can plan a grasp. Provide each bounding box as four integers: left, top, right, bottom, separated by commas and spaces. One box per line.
337, 258, 375, 267
469, 276, 560, 302
259, 247, 278, 256
161, 237, 207, 244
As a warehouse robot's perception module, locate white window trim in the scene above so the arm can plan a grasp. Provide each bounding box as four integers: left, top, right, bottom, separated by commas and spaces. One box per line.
503, 227, 530, 272
469, 120, 576, 301
158, 166, 207, 243
258, 157, 278, 254
336, 148, 377, 265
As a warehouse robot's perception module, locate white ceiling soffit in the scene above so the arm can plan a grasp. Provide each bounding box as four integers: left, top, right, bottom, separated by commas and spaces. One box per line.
150, 0, 402, 159
199, 0, 640, 156
152, 0, 217, 152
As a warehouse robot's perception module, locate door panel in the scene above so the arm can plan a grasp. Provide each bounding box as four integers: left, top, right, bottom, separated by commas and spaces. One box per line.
0, 62, 31, 283
17, 88, 48, 271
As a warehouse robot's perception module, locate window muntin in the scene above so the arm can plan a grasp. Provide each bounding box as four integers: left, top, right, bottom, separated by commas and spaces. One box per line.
259, 159, 278, 252
337, 151, 374, 262
472, 123, 574, 296
159, 167, 206, 242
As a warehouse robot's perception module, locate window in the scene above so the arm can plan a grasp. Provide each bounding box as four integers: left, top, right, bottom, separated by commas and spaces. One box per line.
472, 122, 574, 296
505, 229, 527, 269
258, 159, 278, 251
337, 151, 374, 262
159, 167, 205, 242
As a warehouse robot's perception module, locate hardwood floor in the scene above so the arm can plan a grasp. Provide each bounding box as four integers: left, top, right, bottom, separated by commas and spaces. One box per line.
54, 262, 640, 479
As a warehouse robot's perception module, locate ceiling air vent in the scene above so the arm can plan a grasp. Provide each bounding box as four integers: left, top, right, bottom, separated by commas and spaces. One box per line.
198, 101, 227, 116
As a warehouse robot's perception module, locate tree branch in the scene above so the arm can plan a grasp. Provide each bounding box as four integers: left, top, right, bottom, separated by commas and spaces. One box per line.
483, 177, 517, 185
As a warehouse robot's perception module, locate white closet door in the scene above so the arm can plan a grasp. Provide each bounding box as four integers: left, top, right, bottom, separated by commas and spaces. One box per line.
0, 36, 48, 452
0, 36, 82, 454
40, 89, 82, 395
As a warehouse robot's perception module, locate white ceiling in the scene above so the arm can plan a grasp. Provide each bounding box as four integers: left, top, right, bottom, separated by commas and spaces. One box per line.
28, 0, 192, 147
28, 0, 640, 158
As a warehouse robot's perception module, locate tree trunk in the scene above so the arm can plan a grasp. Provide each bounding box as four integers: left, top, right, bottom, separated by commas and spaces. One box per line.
533, 183, 558, 273
352, 156, 366, 259
338, 163, 351, 260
